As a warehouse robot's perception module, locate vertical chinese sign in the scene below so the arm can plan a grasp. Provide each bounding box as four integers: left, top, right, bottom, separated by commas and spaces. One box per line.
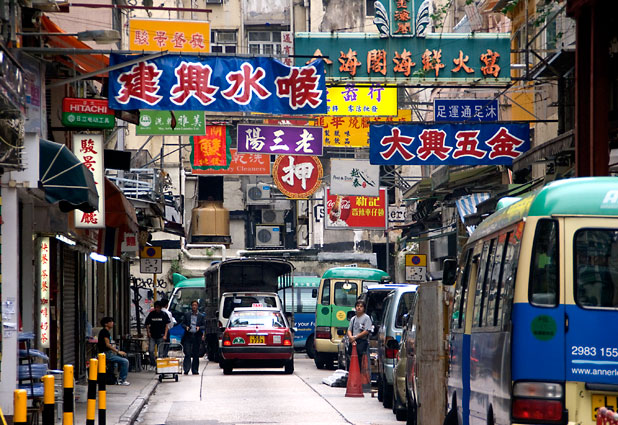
40, 237, 50, 348
190, 126, 231, 170
280, 31, 294, 66
73, 134, 105, 228
129, 19, 210, 53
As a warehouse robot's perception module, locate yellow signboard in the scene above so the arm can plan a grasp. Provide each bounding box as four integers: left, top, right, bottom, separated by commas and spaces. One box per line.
316, 109, 411, 147
405, 254, 427, 267
129, 19, 210, 53
327, 86, 397, 116
140, 246, 162, 259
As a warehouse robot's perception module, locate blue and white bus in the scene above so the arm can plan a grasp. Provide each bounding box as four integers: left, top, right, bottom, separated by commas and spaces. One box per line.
279, 276, 320, 358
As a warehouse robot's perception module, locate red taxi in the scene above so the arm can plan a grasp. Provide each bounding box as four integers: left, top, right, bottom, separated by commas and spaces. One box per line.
220, 307, 294, 375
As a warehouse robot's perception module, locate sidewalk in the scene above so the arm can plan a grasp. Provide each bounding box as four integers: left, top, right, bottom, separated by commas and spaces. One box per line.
73, 369, 159, 425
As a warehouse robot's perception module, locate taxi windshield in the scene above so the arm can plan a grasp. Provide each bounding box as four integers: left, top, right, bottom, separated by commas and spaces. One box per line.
228, 310, 286, 328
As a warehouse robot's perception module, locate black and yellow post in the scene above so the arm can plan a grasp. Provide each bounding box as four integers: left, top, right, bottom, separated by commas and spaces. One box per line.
42, 375, 55, 425
98, 353, 106, 425
63, 364, 74, 425
86, 358, 98, 425
13, 389, 27, 425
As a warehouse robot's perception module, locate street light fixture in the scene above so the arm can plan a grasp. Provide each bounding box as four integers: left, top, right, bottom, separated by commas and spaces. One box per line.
18, 29, 121, 44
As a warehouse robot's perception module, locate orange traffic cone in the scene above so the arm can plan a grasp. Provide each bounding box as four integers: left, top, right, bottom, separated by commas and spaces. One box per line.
345, 343, 364, 397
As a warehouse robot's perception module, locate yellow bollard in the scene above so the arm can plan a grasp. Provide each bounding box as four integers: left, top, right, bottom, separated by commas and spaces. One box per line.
86, 358, 98, 425
98, 353, 107, 425
42, 375, 55, 425
63, 364, 74, 425
13, 389, 27, 425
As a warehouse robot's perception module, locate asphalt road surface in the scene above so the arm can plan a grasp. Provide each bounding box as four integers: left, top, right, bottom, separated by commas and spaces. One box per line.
136, 354, 403, 425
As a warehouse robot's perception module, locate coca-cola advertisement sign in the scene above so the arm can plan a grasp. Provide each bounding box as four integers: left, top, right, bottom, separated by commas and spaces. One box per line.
325, 188, 386, 229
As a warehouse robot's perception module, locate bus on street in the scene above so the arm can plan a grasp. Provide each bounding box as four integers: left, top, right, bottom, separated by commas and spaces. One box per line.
278, 276, 320, 357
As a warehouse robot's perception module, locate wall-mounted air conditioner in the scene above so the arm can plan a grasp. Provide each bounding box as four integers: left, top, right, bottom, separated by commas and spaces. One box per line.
246, 183, 271, 205
255, 225, 282, 247
261, 209, 286, 224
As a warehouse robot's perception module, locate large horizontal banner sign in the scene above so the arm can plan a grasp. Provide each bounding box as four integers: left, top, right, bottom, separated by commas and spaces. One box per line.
434, 99, 499, 122
369, 123, 530, 165
108, 54, 327, 115
237, 124, 323, 156
295, 33, 510, 83
129, 19, 210, 52
327, 85, 397, 116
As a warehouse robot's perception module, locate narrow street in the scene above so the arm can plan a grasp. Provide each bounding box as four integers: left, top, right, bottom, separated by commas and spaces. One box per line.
137, 355, 401, 425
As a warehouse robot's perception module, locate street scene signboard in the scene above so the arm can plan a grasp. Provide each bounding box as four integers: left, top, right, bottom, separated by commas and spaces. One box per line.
140, 246, 162, 274
272, 155, 323, 199
369, 123, 530, 165
108, 54, 327, 115
192, 149, 271, 176
294, 33, 511, 83
330, 159, 380, 197
129, 18, 210, 53
325, 188, 386, 229
73, 134, 105, 228
405, 253, 427, 282
434, 99, 499, 122
190, 126, 230, 170
237, 124, 323, 156
62, 98, 114, 129
327, 85, 397, 116
136, 110, 205, 135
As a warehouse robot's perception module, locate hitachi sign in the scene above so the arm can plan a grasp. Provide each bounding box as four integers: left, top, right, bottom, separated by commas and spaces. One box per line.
62, 98, 112, 115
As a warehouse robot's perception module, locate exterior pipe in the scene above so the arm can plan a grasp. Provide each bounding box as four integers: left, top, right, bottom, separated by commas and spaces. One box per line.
236, 249, 302, 256
181, 244, 227, 261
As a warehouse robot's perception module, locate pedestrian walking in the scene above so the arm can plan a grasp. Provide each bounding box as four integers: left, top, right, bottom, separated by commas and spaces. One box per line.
145, 300, 171, 368
160, 298, 176, 357
346, 299, 372, 373
181, 300, 205, 375
97, 317, 130, 385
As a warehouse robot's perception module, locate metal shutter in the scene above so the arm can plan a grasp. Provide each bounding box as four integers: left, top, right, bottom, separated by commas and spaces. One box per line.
62, 246, 77, 367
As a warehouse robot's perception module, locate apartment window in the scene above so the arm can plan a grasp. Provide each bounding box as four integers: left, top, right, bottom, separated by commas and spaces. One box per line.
247, 31, 282, 56
210, 30, 237, 54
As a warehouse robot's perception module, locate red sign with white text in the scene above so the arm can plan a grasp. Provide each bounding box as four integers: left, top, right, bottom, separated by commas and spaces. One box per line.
192, 149, 271, 175
325, 188, 386, 229
272, 155, 323, 199
62, 98, 111, 115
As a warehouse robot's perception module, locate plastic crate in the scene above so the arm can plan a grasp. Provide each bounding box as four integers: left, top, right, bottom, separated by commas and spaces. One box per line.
156, 358, 181, 374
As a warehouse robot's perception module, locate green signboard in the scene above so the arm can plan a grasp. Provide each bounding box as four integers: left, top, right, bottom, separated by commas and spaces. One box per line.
136, 110, 205, 135
294, 32, 511, 83
62, 112, 114, 129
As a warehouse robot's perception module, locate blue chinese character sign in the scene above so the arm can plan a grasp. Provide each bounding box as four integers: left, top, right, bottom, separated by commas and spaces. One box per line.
237, 124, 323, 156
434, 99, 499, 122
369, 123, 530, 165
108, 54, 327, 115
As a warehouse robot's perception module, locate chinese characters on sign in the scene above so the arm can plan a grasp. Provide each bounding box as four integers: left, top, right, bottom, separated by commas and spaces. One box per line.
280, 32, 294, 66
39, 237, 50, 348
73, 134, 104, 228
136, 110, 205, 135
237, 124, 323, 156
192, 149, 271, 175
272, 155, 323, 199
327, 85, 397, 116
295, 33, 510, 82
369, 123, 530, 165
434, 99, 499, 122
129, 19, 210, 53
325, 188, 387, 229
190, 126, 229, 170
61, 98, 115, 129
330, 159, 380, 197
109, 54, 327, 115
317, 109, 412, 147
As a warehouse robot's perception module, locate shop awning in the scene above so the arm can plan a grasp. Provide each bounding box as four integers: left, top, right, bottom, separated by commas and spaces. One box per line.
104, 178, 138, 233
39, 138, 99, 213
40, 15, 109, 77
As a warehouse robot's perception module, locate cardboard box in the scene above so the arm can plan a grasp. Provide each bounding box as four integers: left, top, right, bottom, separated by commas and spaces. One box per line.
156, 358, 181, 374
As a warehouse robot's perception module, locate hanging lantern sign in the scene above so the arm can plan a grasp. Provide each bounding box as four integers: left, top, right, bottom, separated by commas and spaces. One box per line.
272, 155, 323, 199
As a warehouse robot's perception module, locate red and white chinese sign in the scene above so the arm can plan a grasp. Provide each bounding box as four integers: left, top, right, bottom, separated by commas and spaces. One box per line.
192, 149, 271, 175
280, 31, 294, 66
39, 237, 50, 348
129, 19, 210, 53
325, 188, 387, 229
191, 126, 228, 169
272, 155, 323, 199
73, 134, 105, 228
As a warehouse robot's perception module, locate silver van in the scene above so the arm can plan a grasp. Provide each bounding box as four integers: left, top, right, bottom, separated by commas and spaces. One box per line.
376, 285, 418, 410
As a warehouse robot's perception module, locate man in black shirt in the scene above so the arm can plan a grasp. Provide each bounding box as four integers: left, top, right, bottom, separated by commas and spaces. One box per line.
98, 317, 130, 385
145, 301, 171, 368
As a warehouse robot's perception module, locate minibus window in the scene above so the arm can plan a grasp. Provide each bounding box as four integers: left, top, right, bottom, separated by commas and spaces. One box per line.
529, 219, 559, 307
452, 249, 473, 330
473, 240, 495, 327
484, 234, 507, 327
497, 225, 523, 326
334, 281, 359, 306
575, 229, 618, 308
320, 279, 331, 305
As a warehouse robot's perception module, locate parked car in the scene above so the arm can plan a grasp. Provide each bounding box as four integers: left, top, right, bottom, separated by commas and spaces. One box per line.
220, 307, 294, 375
377, 285, 418, 409
402, 308, 419, 425
337, 284, 407, 378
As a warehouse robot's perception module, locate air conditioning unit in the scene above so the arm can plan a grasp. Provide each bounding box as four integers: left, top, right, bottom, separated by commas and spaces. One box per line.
255, 225, 282, 247
261, 209, 286, 224
246, 183, 271, 205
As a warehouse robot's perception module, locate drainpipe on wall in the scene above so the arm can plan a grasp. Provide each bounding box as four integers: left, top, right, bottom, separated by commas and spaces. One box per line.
181, 243, 227, 261
236, 249, 301, 256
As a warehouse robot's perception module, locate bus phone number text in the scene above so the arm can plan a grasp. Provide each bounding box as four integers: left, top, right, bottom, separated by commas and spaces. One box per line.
571, 346, 618, 358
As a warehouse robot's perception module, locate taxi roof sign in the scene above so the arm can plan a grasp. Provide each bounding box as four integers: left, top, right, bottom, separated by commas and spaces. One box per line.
140, 246, 162, 259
